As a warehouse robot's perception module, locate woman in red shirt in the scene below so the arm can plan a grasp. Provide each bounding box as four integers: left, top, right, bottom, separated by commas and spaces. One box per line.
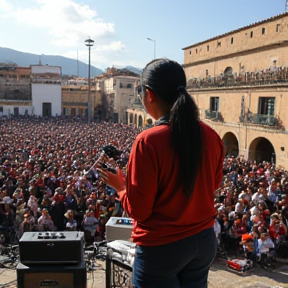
98, 58, 224, 288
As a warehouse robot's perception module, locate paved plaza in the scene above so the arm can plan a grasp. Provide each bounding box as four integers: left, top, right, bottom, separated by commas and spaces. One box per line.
1, 259, 288, 288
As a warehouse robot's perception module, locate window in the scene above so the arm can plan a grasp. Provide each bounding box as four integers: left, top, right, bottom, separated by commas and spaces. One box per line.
0, 107, 3, 113
276, 24, 280, 32
119, 83, 123, 88
207, 45, 209, 52
231, 37, 234, 44
206, 69, 209, 76
196, 49, 198, 54
241, 96, 245, 118
14, 107, 19, 116
217, 41, 221, 47
262, 27, 265, 35
127, 83, 132, 88
250, 31, 253, 38
189, 50, 192, 55
210, 97, 219, 112
273, 60, 277, 68
258, 97, 275, 115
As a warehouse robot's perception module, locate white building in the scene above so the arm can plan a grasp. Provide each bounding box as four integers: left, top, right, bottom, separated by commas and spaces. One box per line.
31, 65, 62, 117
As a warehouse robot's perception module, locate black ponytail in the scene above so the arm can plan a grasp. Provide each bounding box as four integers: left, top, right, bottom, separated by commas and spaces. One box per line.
170, 88, 202, 197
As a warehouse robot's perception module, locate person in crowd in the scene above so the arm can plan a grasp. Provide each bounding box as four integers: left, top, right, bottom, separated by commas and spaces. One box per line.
98, 58, 225, 288
64, 209, 77, 231
27, 188, 39, 216
37, 208, 56, 231
19, 208, 36, 238
257, 200, 271, 226
82, 209, 98, 242
268, 212, 287, 242
257, 229, 275, 263
240, 233, 255, 263
13, 188, 25, 231
0, 196, 15, 227
228, 218, 247, 255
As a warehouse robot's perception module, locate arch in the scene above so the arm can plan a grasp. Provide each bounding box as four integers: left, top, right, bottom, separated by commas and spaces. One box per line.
222, 132, 239, 157
129, 113, 133, 124
249, 137, 276, 164
138, 115, 143, 127
223, 66, 234, 85
224, 66, 233, 77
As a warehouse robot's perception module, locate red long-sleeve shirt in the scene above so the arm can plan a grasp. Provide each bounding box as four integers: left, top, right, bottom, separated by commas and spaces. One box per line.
118, 122, 224, 246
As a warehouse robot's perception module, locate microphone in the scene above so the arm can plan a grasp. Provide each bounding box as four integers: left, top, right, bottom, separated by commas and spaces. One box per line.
84, 145, 122, 176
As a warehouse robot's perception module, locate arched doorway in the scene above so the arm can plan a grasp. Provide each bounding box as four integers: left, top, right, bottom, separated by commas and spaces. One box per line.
129, 114, 133, 125
249, 137, 276, 164
224, 66, 234, 85
222, 132, 239, 156
138, 115, 143, 127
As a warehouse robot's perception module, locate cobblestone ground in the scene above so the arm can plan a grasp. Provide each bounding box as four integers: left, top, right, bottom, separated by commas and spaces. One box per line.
1, 259, 288, 288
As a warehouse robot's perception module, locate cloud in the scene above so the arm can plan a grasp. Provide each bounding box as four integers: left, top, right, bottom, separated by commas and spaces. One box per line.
0, 0, 12, 12
0, 0, 134, 69
3, 0, 124, 53
98, 41, 126, 52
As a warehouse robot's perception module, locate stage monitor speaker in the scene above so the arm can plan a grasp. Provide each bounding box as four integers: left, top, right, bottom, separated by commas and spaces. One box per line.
19, 231, 84, 265
105, 217, 133, 242
16, 262, 86, 288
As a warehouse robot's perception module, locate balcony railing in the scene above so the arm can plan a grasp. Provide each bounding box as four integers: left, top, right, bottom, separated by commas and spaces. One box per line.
187, 66, 288, 89
239, 113, 283, 128
205, 109, 224, 122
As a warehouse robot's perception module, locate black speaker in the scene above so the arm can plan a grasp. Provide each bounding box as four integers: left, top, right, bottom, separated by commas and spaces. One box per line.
19, 231, 84, 265
16, 262, 86, 288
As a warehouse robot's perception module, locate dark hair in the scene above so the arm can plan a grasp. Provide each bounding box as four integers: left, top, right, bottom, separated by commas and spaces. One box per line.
142, 58, 202, 197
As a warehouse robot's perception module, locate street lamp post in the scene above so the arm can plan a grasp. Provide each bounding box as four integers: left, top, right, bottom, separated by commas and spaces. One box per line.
85, 37, 94, 123
147, 38, 156, 59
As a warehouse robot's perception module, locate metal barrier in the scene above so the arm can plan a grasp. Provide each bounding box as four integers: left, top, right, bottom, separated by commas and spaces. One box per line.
105, 248, 133, 288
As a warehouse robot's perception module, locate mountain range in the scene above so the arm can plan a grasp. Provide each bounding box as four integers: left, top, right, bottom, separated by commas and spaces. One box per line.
0, 47, 142, 77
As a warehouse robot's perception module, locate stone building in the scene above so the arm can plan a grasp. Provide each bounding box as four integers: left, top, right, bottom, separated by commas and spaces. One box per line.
183, 12, 288, 169
62, 78, 102, 120
99, 68, 140, 124
0, 63, 31, 116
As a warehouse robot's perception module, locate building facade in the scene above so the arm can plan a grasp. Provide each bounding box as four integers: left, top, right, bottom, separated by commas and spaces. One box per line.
183, 12, 288, 169
31, 65, 62, 117
62, 80, 101, 120
0, 64, 31, 116
100, 69, 140, 124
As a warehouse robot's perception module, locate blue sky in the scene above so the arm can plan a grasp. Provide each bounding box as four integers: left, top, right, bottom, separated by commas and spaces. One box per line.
0, 0, 286, 71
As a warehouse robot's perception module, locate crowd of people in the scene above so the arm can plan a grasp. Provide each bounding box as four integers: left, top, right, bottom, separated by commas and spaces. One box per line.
0, 115, 141, 244
0, 115, 287, 264
214, 156, 288, 264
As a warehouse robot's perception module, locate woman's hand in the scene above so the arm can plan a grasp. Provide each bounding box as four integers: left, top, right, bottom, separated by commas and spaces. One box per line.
97, 167, 126, 194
